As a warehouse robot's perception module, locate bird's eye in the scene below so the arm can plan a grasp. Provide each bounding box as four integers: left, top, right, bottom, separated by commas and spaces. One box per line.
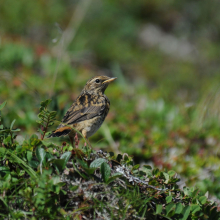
95, 79, 100, 83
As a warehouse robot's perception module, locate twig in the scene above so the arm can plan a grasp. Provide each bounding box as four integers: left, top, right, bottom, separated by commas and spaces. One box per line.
115, 165, 167, 192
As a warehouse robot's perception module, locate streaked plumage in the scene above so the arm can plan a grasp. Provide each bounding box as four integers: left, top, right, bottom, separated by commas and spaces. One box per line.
49, 75, 116, 147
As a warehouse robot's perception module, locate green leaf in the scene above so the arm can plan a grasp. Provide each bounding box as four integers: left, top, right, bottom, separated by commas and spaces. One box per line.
3, 136, 12, 145
84, 167, 96, 175
112, 172, 122, 177
166, 203, 176, 216
0, 166, 10, 175
50, 159, 65, 172
60, 151, 71, 169
70, 185, 79, 191
30, 134, 38, 139
40, 99, 52, 108
0, 101, 7, 110
183, 187, 190, 196
109, 152, 114, 157
77, 158, 88, 169
138, 196, 154, 213
142, 165, 153, 177
156, 204, 163, 214
209, 207, 219, 219
152, 168, 160, 177
30, 138, 41, 146
28, 160, 39, 169
132, 164, 140, 170
27, 151, 32, 162
166, 195, 172, 204
166, 203, 176, 215
199, 196, 207, 205
12, 128, 20, 132
52, 176, 61, 184
90, 158, 107, 168
0, 147, 6, 157
36, 147, 46, 164
116, 154, 122, 162
16, 146, 22, 154
72, 160, 89, 180
163, 172, 170, 184
191, 204, 200, 214
106, 173, 122, 184
46, 152, 54, 160
168, 170, 176, 177
191, 188, 199, 198
6, 150, 37, 179
175, 203, 183, 214
37, 128, 44, 135
36, 147, 46, 174
10, 119, 16, 130
101, 162, 111, 183
48, 122, 54, 126
0, 128, 10, 133
123, 154, 129, 161
143, 165, 152, 170
4, 173, 11, 181
179, 206, 190, 220
36, 120, 42, 124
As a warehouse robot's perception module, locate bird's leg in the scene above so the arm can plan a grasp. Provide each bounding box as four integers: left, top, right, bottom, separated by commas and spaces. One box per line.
86, 138, 92, 148
82, 130, 92, 148
74, 133, 79, 148
69, 132, 79, 148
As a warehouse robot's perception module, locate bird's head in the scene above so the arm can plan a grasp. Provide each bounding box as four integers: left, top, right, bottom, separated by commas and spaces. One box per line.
82, 75, 117, 95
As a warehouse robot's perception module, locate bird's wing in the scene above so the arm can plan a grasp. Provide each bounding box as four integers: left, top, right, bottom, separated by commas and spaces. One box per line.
62, 93, 107, 125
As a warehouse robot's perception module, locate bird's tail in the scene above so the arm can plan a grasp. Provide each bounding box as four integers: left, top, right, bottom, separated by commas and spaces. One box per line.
48, 126, 72, 138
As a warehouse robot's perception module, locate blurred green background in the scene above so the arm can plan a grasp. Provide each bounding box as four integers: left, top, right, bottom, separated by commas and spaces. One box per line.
1, 0, 220, 200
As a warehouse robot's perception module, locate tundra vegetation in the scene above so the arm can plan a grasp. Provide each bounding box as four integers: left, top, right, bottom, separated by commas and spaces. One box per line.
1, 0, 220, 219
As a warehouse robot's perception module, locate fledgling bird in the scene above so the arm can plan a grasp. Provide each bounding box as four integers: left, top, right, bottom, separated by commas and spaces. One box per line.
49, 75, 116, 147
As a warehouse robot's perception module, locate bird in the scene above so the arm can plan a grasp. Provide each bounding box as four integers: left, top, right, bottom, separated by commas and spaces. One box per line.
48, 75, 117, 147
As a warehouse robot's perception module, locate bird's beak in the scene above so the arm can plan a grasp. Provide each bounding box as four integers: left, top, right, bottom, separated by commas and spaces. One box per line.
102, 77, 117, 84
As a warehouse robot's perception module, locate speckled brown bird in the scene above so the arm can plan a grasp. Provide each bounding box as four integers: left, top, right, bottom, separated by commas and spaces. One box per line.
49, 75, 116, 147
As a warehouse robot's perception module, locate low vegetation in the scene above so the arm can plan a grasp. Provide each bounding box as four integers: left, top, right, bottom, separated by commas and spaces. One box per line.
0, 100, 220, 219
2, 1, 220, 219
